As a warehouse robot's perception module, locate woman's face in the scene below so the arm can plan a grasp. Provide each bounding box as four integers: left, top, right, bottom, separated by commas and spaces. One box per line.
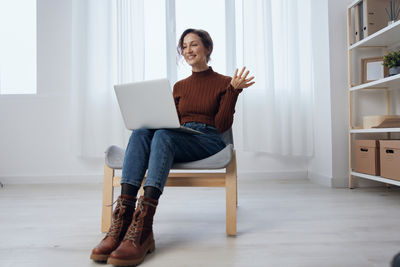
182, 33, 208, 67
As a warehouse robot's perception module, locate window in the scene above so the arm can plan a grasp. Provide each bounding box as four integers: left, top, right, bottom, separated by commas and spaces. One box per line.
175, 0, 227, 80
0, 0, 37, 94
144, 0, 167, 80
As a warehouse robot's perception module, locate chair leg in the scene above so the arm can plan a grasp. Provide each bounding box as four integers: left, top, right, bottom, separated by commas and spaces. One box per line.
235, 152, 238, 207
226, 151, 237, 236
101, 163, 114, 233
236, 177, 238, 207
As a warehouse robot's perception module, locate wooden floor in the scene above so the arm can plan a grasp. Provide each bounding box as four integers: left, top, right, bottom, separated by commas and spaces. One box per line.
1, 177, 400, 267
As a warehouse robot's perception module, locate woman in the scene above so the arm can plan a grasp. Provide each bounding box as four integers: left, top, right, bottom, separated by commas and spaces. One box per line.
90, 28, 255, 266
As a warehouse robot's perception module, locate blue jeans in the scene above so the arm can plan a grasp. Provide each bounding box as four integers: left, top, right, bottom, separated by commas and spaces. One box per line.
121, 122, 227, 193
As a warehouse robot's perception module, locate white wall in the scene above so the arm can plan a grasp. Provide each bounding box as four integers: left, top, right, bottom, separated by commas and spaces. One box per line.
0, 0, 308, 184
308, 0, 383, 188
308, 0, 353, 187
328, 0, 353, 187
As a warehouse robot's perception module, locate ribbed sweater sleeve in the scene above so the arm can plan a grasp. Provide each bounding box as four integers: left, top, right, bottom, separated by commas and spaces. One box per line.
214, 83, 242, 132
172, 67, 242, 133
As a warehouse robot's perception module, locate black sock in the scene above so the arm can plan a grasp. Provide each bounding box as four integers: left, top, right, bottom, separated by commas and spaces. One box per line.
121, 183, 139, 197
144, 186, 162, 200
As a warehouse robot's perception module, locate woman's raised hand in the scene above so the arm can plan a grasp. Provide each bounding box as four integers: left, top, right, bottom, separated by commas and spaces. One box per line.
230, 67, 255, 90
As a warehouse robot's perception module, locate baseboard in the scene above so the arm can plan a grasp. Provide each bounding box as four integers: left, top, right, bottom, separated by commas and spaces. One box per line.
0, 170, 308, 185
1, 172, 386, 188
307, 171, 350, 188
238, 170, 308, 180
331, 176, 349, 188
308, 171, 333, 187
0, 174, 103, 185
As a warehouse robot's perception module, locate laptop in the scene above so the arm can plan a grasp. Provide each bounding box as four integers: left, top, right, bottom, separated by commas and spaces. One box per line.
114, 79, 203, 134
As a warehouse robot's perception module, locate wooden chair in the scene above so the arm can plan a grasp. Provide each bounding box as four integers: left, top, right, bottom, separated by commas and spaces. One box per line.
101, 129, 238, 236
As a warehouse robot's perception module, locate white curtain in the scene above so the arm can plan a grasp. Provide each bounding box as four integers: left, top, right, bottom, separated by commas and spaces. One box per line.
71, 0, 144, 158
241, 0, 314, 156
70, 0, 314, 157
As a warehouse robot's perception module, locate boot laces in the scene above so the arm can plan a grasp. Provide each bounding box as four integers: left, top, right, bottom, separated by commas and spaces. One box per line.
105, 198, 131, 238
124, 199, 156, 245
124, 201, 144, 245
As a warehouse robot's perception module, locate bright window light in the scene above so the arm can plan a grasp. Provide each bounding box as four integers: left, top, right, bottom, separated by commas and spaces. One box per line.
175, 0, 226, 80
0, 0, 37, 94
144, 0, 167, 80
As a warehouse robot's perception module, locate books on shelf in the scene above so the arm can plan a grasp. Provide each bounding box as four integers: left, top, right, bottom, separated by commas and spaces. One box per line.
350, 0, 392, 45
354, 2, 362, 42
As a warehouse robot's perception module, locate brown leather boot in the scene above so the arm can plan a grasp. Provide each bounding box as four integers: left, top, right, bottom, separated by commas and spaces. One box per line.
90, 195, 136, 262
107, 196, 158, 266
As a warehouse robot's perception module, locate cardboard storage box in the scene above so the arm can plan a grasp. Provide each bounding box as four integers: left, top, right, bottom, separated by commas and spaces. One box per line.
355, 140, 380, 175
380, 140, 400, 181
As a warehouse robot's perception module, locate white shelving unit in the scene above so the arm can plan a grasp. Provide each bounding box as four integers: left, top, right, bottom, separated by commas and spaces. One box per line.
349, 19, 400, 50
347, 3, 400, 188
350, 128, 400, 134
351, 171, 400, 187
349, 73, 400, 91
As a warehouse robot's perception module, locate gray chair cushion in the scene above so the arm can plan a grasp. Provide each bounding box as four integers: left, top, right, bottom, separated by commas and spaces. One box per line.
105, 144, 234, 170
105, 145, 126, 169
172, 144, 233, 169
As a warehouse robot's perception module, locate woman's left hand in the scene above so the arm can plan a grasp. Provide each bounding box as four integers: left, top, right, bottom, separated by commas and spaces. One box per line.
230, 67, 255, 90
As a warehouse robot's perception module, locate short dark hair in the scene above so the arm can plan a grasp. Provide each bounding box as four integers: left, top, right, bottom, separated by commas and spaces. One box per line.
177, 29, 213, 63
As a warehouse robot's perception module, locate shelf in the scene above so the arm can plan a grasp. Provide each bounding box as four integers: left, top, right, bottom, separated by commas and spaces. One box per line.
348, 0, 362, 9
351, 171, 400, 186
350, 128, 400, 133
349, 20, 400, 50
347, 6, 400, 189
349, 74, 400, 91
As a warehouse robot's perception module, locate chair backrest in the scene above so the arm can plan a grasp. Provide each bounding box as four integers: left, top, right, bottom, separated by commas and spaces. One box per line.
221, 128, 234, 146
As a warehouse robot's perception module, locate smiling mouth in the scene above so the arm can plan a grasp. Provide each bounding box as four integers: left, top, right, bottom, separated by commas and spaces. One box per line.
187, 55, 196, 60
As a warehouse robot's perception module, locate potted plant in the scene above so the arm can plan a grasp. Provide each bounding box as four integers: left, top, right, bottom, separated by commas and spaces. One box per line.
383, 50, 400, 76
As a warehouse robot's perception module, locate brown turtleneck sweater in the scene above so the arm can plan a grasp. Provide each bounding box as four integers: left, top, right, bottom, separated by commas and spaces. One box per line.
173, 67, 242, 133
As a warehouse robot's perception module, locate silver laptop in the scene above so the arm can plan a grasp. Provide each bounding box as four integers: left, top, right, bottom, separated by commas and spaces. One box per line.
114, 79, 203, 134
